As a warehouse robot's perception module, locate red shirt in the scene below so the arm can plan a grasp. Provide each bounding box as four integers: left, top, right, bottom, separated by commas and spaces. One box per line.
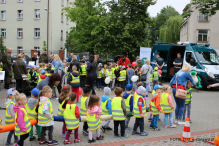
172, 84, 186, 90
118, 57, 131, 67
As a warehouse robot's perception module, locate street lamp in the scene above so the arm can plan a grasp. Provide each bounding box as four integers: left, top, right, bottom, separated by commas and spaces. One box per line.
45, 8, 52, 54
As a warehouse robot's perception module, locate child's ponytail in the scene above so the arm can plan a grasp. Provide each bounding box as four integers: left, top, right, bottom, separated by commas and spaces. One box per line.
37, 90, 43, 105
69, 92, 77, 109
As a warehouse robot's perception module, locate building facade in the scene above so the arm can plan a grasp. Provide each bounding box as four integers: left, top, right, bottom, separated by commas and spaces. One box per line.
180, 1, 219, 52
0, 0, 75, 57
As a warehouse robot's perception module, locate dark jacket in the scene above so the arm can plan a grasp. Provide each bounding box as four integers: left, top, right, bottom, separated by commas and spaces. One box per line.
39, 54, 49, 63
67, 71, 80, 88
86, 61, 97, 78
68, 60, 82, 73
12, 59, 27, 80
2, 51, 12, 73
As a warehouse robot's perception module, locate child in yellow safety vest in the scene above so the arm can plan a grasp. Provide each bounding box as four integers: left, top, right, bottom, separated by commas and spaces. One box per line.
111, 63, 117, 89
63, 92, 82, 144
119, 66, 127, 91
152, 67, 161, 89
112, 87, 128, 138
37, 70, 47, 85
5, 88, 19, 145
106, 66, 113, 88
57, 84, 71, 137
87, 95, 104, 143
13, 93, 31, 146
25, 88, 42, 141
96, 63, 103, 90
100, 87, 112, 132
183, 81, 193, 123
37, 86, 58, 145
161, 85, 176, 128
80, 60, 86, 87
149, 85, 163, 131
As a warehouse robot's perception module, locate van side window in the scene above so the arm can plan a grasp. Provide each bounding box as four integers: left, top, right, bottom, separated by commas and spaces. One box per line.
157, 50, 168, 61
186, 52, 195, 63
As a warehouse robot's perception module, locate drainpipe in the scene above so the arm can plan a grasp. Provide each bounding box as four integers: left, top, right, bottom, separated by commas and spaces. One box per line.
187, 18, 189, 42
47, 0, 49, 55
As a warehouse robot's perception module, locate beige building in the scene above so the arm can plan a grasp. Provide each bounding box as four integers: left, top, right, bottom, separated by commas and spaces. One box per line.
180, 0, 219, 52
0, 0, 75, 57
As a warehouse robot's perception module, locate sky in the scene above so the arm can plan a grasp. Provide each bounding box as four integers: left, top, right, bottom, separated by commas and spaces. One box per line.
101, 0, 191, 17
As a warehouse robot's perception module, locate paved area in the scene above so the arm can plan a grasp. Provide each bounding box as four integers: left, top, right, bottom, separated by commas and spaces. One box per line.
0, 83, 218, 146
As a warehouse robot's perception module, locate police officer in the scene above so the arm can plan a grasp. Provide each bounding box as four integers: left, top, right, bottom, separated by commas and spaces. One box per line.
2, 48, 12, 89
173, 53, 183, 74
39, 49, 49, 63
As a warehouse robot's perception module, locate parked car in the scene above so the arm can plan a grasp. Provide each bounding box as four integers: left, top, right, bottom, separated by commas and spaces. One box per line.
12, 55, 31, 65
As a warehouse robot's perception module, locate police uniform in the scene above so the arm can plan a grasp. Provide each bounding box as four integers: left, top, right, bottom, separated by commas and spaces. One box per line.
2, 51, 12, 89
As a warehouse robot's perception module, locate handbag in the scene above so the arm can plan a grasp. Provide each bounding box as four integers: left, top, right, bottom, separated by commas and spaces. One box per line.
16, 62, 28, 80
175, 73, 187, 99
140, 65, 149, 82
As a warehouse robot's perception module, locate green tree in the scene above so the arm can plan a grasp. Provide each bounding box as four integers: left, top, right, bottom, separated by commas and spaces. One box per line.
150, 6, 180, 46
0, 35, 6, 54
42, 40, 47, 51
159, 15, 183, 44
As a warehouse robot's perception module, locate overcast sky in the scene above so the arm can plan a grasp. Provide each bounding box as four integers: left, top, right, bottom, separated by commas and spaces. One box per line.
101, 0, 191, 17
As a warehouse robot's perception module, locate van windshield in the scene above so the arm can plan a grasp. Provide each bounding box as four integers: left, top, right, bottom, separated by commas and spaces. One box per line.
195, 51, 219, 65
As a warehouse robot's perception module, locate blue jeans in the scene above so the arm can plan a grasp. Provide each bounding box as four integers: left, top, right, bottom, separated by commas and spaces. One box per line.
143, 83, 150, 95
96, 79, 101, 88
172, 88, 185, 120
6, 130, 18, 144
164, 112, 173, 126
128, 79, 133, 85
151, 115, 159, 128
120, 81, 126, 91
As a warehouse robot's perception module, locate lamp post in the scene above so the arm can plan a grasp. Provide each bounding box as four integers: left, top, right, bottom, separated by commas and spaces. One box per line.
45, 8, 52, 54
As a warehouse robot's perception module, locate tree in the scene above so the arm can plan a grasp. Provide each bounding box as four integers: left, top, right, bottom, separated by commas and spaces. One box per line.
0, 35, 7, 54
159, 15, 183, 44
42, 41, 47, 51
150, 6, 180, 46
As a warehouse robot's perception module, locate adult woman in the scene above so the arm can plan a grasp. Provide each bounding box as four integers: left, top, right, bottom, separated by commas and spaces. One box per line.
140, 59, 153, 96
68, 55, 82, 73
36, 73, 61, 98
32, 53, 38, 65
50, 54, 56, 66
12, 53, 28, 93
86, 55, 97, 94
54, 54, 63, 75
169, 64, 196, 124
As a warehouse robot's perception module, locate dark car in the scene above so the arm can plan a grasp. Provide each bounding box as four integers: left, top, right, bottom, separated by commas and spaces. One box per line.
12, 55, 31, 65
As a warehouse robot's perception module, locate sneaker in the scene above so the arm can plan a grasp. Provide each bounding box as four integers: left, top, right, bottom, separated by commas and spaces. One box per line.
48, 140, 58, 145
164, 125, 168, 128
82, 129, 88, 135
170, 124, 176, 128
178, 120, 185, 125
105, 127, 113, 131
132, 131, 140, 135
140, 131, 148, 136
39, 141, 49, 145
114, 134, 120, 138
149, 125, 154, 129
100, 126, 106, 132
174, 119, 179, 124
64, 140, 72, 144
125, 127, 131, 130
96, 135, 104, 140
88, 138, 96, 143
29, 136, 36, 141
121, 134, 128, 138
62, 134, 66, 137
13, 144, 18, 146
74, 139, 82, 143
154, 128, 160, 131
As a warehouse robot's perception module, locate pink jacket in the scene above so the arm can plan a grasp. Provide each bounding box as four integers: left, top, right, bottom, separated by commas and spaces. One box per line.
13, 104, 28, 132
167, 94, 174, 109
135, 89, 147, 106
88, 105, 102, 119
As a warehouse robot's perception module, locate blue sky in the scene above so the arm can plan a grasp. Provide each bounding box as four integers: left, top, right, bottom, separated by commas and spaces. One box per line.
101, 0, 191, 17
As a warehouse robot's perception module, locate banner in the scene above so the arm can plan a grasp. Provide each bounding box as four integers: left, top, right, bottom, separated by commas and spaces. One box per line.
140, 47, 151, 64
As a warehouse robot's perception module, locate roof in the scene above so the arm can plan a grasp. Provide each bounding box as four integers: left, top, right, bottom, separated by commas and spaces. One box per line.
180, 17, 189, 28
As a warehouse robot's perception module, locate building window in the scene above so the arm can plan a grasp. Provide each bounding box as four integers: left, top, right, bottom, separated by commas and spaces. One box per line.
198, 30, 208, 42
18, 28, 23, 38
18, 10, 23, 19
61, 13, 63, 23
17, 47, 23, 54
34, 47, 40, 51
67, 0, 69, 7
2, 0, 6, 3
1, 29, 6, 38
66, 31, 68, 37
186, 52, 196, 64
35, 9, 40, 19
18, 0, 23, 2
199, 13, 208, 21
61, 30, 63, 41
61, 0, 64, 6
34, 28, 40, 38
1, 11, 6, 20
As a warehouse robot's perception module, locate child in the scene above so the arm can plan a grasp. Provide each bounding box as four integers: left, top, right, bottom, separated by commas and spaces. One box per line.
28, 67, 35, 86
67, 65, 80, 103
37, 86, 58, 145
5, 88, 19, 145
96, 63, 103, 90
161, 85, 176, 128
134, 65, 140, 90
152, 67, 161, 89
132, 86, 148, 136
87, 95, 104, 143
112, 87, 128, 137
123, 84, 133, 130
57, 84, 71, 137
80, 60, 86, 88
149, 85, 163, 131
127, 64, 134, 85
25, 88, 41, 141
13, 93, 31, 146
119, 66, 126, 91
37, 70, 47, 84
101, 87, 112, 132
134, 82, 145, 102
106, 66, 113, 88
81, 86, 92, 135
183, 81, 193, 123
111, 63, 117, 90
63, 92, 82, 144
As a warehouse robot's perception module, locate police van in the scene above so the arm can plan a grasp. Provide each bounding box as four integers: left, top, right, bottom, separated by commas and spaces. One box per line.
150, 42, 219, 88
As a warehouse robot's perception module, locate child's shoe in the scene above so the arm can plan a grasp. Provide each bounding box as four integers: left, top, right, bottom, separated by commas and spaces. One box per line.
64, 140, 72, 144
88, 138, 96, 143
100, 126, 106, 132
62, 134, 66, 137
174, 119, 179, 124
82, 129, 88, 135
96, 135, 104, 140
48, 140, 58, 145
158, 119, 161, 122
126, 127, 131, 130
121, 134, 128, 138
149, 125, 154, 129
74, 139, 82, 143
132, 131, 140, 135
170, 124, 176, 128
140, 131, 148, 136
178, 120, 185, 125
13, 144, 18, 146
164, 125, 168, 128
114, 134, 120, 138
39, 141, 49, 145
148, 118, 152, 121
105, 127, 113, 131
153, 128, 160, 131
29, 136, 36, 141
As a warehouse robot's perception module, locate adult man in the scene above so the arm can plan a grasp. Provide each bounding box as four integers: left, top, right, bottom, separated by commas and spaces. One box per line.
39, 49, 49, 63
155, 52, 165, 82
118, 55, 131, 68
173, 53, 183, 74
2, 48, 12, 89
68, 53, 80, 62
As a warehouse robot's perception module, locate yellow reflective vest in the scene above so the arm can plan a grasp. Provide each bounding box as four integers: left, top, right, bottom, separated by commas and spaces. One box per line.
119, 70, 126, 81
25, 104, 37, 120
111, 97, 125, 120
80, 96, 89, 116
63, 103, 79, 130
5, 100, 15, 125
107, 70, 113, 81
86, 112, 101, 131
97, 69, 102, 79
81, 65, 86, 76
133, 94, 147, 118
150, 93, 161, 115
58, 98, 68, 117
101, 98, 111, 115
161, 93, 173, 113
38, 100, 54, 124
111, 68, 116, 79
124, 94, 132, 112
185, 88, 193, 104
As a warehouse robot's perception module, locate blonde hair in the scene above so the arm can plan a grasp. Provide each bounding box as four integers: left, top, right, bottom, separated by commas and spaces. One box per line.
37, 86, 52, 105
179, 64, 190, 73
163, 85, 170, 91
33, 53, 38, 57
50, 54, 54, 58
136, 56, 140, 59
72, 65, 77, 70
54, 54, 61, 62
145, 59, 150, 64
72, 55, 77, 61
15, 93, 26, 104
